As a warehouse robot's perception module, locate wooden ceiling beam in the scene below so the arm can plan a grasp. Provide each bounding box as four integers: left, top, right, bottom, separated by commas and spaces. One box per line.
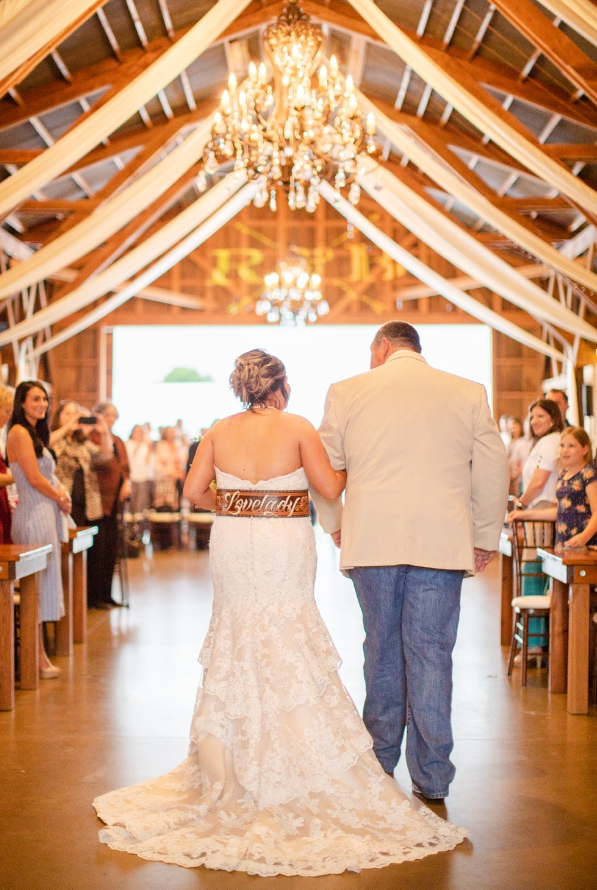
50, 162, 203, 299
18, 199, 101, 214
491, 0, 597, 110
0, 1, 283, 135
3, 0, 597, 146
0, 1, 108, 100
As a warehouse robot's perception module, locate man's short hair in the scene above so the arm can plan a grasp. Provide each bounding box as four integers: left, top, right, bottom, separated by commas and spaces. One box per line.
547, 388, 568, 405
373, 321, 422, 354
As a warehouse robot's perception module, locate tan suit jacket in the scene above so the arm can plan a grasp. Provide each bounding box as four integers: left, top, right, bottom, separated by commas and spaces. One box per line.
312, 351, 509, 573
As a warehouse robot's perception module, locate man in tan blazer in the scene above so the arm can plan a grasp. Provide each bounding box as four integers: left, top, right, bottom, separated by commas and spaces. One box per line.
313, 321, 508, 803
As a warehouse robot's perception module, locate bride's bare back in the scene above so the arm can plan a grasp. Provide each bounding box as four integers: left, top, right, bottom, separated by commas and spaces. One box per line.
211, 409, 304, 483
184, 408, 345, 509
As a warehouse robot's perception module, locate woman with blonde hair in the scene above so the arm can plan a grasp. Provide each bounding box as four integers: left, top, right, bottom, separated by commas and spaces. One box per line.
0, 385, 14, 543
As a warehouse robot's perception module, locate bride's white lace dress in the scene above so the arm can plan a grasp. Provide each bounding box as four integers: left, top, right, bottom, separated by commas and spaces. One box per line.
93, 468, 467, 875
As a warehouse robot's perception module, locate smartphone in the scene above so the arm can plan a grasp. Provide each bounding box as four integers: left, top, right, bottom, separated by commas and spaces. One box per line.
79, 416, 98, 425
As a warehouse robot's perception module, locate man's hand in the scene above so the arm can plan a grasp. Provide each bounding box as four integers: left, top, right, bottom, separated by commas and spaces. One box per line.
331, 529, 341, 549
474, 548, 494, 573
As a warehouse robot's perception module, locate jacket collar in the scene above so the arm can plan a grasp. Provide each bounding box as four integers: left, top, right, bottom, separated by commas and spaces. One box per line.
385, 349, 428, 365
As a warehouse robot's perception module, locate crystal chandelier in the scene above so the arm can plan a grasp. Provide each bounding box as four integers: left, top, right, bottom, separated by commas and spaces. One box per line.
204, 0, 376, 212
255, 251, 330, 324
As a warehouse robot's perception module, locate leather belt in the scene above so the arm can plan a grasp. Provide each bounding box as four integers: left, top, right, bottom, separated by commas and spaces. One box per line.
215, 489, 310, 518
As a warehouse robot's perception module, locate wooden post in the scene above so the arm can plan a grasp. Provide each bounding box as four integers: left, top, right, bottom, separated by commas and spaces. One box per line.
0, 580, 15, 710
56, 546, 73, 656
18, 574, 40, 690
548, 578, 568, 695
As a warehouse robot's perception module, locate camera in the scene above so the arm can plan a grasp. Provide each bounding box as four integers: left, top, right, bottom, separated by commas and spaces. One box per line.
79, 415, 98, 425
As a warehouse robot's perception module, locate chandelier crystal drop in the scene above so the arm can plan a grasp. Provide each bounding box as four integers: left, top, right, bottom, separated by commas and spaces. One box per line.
255, 251, 330, 324
204, 1, 376, 212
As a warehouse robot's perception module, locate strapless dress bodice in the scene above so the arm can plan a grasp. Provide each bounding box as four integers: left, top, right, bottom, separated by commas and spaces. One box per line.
215, 467, 308, 492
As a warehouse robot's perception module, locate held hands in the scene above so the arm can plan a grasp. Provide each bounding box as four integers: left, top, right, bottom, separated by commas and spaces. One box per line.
57, 490, 71, 515
563, 533, 587, 549
474, 548, 494, 573
507, 509, 525, 524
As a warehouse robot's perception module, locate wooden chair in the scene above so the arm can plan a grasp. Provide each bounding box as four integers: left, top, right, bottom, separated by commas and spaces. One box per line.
507, 519, 555, 687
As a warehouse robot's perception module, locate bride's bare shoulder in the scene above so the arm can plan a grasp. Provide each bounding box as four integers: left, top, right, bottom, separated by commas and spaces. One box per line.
282, 412, 316, 431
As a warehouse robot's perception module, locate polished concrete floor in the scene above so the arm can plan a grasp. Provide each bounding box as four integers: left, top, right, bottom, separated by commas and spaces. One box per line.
2, 528, 597, 890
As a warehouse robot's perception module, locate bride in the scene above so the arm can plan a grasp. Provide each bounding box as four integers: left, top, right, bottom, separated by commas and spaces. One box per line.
93, 349, 467, 876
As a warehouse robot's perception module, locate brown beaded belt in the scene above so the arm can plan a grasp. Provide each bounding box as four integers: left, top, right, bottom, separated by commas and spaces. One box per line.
215, 489, 309, 518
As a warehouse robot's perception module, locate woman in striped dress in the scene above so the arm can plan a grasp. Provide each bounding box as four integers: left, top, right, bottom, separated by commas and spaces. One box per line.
6, 381, 72, 679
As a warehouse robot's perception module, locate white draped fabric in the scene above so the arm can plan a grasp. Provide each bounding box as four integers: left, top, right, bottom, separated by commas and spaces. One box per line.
536, 0, 597, 50
0, 0, 250, 218
357, 158, 597, 343
0, 0, 105, 84
357, 91, 597, 297
0, 173, 247, 348
30, 181, 259, 358
318, 181, 565, 362
0, 119, 213, 300
347, 0, 597, 219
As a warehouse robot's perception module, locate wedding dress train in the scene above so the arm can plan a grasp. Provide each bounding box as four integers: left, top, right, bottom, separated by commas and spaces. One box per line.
93, 468, 467, 876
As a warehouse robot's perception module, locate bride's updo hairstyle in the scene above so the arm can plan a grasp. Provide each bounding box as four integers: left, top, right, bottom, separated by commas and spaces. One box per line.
230, 349, 287, 409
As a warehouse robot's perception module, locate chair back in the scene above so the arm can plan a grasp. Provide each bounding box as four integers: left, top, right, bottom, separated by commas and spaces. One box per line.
512, 519, 555, 598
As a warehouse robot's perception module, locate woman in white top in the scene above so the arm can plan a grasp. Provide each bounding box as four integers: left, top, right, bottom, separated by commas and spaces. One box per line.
515, 399, 564, 512
507, 398, 564, 654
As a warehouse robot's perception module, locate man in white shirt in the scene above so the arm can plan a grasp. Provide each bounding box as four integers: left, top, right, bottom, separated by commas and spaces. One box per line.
313, 322, 508, 802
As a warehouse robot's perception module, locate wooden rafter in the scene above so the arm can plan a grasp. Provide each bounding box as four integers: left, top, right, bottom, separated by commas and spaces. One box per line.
491, 0, 597, 111
0, 0, 109, 99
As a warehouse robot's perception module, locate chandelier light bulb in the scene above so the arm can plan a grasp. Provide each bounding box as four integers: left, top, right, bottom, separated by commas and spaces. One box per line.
256, 249, 326, 325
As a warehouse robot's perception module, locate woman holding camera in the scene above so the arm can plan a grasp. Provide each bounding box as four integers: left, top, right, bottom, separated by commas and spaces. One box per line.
51, 400, 113, 527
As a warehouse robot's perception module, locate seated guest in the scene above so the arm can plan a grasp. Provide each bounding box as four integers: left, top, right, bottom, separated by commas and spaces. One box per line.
0, 385, 14, 543
510, 427, 597, 548
51, 400, 113, 527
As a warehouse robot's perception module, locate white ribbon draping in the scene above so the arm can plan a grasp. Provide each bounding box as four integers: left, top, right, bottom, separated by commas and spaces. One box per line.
0, 0, 106, 84
30, 180, 259, 358
357, 158, 597, 343
347, 0, 597, 220
535, 0, 597, 51
0, 172, 247, 348
0, 0, 251, 218
0, 118, 213, 300
358, 91, 597, 297
318, 181, 565, 362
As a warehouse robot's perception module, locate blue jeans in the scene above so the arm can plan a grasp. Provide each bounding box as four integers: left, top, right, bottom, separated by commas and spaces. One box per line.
349, 565, 463, 798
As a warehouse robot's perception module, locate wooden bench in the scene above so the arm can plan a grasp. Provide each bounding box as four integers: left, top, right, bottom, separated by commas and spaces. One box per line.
184, 511, 213, 549
56, 525, 98, 655
147, 510, 182, 549
0, 543, 52, 711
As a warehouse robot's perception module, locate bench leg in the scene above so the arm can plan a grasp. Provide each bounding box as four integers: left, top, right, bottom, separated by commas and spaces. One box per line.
56, 549, 73, 656
0, 581, 15, 711
549, 578, 568, 694
72, 551, 88, 644
568, 582, 590, 715
19, 574, 39, 690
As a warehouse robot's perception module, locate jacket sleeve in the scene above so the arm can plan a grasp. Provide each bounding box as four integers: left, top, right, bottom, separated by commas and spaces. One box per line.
309, 384, 344, 534
470, 386, 509, 550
